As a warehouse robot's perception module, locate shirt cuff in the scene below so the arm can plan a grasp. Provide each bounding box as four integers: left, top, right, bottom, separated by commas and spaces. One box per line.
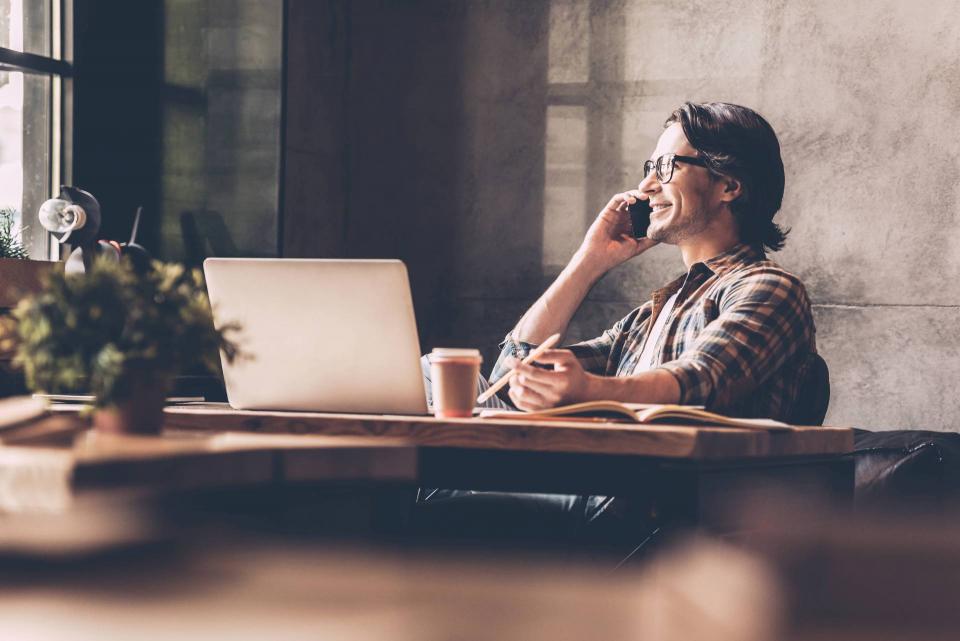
656, 360, 716, 407
491, 334, 536, 385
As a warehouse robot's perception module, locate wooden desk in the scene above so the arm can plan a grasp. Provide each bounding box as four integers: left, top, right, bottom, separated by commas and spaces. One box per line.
164, 404, 852, 460
7, 406, 853, 534
161, 405, 854, 529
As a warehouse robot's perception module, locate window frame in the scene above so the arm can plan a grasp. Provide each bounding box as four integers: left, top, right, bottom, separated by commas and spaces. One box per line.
0, 0, 73, 259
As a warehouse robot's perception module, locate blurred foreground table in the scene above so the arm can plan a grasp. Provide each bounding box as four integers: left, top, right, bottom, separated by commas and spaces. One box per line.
0, 533, 774, 641
0, 429, 418, 512
4, 500, 958, 641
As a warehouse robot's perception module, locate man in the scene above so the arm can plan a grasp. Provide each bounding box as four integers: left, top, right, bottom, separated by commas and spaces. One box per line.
417, 102, 821, 554
490, 100, 817, 421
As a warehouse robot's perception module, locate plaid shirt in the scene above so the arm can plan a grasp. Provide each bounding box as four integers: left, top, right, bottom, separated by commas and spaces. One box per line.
491, 243, 817, 421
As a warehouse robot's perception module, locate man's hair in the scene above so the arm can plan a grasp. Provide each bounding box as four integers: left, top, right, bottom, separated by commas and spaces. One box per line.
665, 102, 788, 252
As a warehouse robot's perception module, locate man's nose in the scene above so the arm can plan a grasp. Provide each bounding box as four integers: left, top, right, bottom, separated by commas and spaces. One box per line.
638, 170, 659, 194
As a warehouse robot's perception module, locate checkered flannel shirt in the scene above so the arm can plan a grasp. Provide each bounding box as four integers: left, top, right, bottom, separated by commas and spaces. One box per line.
491, 243, 817, 421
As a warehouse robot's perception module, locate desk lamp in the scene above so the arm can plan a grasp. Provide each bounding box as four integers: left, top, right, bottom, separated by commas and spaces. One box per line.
38, 186, 151, 274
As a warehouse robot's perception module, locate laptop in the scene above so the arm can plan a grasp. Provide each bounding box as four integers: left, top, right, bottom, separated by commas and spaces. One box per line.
203, 258, 429, 415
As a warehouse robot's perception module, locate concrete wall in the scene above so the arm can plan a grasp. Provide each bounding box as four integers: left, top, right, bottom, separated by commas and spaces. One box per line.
160, 0, 282, 264
286, 0, 960, 431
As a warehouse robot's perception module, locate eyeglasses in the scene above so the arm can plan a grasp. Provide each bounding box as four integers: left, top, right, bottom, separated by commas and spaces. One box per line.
642, 153, 709, 184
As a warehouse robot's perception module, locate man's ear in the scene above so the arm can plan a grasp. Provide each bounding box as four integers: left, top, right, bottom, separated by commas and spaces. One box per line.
719, 177, 742, 203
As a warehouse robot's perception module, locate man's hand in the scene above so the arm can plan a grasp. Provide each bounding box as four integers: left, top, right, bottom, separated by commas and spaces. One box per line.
574, 191, 658, 277
506, 349, 598, 411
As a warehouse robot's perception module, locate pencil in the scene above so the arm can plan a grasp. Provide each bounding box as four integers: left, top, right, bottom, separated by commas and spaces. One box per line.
476, 333, 561, 405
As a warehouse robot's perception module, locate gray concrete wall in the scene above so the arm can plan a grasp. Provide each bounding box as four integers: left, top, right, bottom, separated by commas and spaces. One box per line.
286, 0, 960, 431
160, 0, 282, 263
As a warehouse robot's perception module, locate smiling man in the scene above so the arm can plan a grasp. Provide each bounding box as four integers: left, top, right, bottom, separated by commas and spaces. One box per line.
492, 101, 818, 422
416, 102, 822, 555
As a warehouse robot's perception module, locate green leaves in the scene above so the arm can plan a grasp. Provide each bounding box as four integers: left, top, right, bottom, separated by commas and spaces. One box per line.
13, 256, 240, 407
0, 209, 29, 260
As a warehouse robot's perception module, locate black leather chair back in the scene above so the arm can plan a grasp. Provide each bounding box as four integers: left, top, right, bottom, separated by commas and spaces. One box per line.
789, 352, 830, 426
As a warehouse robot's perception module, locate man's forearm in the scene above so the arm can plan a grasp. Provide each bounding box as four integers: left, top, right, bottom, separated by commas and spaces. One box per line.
583, 369, 681, 404
513, 252, 606, 344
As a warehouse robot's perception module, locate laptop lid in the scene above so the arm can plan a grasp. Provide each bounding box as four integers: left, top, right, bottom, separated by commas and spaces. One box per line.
203, 258, 429, 414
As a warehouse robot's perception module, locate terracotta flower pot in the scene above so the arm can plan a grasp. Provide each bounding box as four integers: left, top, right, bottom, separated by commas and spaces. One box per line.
92, 370, 169, 435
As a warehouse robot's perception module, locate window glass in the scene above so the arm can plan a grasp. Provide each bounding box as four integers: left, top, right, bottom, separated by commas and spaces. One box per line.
0, 70, 52, 257
0, 0, 52, 58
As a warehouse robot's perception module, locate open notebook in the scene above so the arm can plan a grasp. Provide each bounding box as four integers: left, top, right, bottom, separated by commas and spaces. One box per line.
481, 401, 791, 430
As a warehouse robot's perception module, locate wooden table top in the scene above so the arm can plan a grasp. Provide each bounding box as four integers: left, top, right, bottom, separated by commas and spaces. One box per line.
163, 403, 854, 460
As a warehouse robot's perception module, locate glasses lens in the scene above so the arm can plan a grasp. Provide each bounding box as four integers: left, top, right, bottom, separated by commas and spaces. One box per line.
643, 160, 655, 179
657, 154, 676, 183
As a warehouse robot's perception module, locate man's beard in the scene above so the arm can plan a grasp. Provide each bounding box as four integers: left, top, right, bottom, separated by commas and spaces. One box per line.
647, 208, 713, 244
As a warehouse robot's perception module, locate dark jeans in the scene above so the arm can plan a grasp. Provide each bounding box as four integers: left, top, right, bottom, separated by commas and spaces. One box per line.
413, 489, 658, 560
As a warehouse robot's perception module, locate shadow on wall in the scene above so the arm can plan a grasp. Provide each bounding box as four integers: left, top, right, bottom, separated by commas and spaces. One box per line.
343, 1, 485, 355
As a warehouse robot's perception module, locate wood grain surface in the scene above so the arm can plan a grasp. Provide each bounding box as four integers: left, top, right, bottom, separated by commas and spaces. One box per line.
163, 404, 854, 460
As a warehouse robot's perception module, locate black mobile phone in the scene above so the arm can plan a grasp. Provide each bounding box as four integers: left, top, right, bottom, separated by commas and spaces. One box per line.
627, 197, 652, 239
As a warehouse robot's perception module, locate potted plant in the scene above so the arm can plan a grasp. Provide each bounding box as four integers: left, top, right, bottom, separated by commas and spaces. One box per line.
9, 256, 239, 434
0, 208, 59, 310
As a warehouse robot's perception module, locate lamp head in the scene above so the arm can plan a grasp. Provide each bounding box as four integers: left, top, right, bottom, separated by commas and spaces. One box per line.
38, 186, 102, 246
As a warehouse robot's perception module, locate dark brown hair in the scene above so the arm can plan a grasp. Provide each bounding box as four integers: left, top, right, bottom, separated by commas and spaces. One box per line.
666, 102, 788, 252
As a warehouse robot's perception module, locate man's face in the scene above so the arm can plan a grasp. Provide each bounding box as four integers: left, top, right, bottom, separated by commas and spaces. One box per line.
639, 123, 726, 245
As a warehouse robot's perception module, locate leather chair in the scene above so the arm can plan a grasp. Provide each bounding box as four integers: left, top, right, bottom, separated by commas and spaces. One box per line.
785, 353, 960, 513
788, 352, 831, 426
853, 429, 960, 512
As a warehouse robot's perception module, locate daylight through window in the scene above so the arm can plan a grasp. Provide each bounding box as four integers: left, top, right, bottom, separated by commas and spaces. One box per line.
0, 0, 71, 258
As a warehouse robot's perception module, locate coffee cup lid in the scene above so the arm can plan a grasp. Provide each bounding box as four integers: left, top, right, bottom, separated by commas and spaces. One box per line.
430, 348, 482, 361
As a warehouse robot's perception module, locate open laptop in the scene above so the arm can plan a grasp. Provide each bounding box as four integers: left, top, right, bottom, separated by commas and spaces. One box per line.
203, 258, 429, 415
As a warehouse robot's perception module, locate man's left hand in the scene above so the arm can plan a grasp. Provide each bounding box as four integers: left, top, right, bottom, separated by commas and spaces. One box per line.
507, 349, 597, 411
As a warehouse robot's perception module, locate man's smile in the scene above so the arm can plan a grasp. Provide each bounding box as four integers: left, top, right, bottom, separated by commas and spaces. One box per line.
650, 202, 672, 214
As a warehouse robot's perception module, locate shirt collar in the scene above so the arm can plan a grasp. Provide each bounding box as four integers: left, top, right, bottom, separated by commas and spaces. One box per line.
697, 243, 766, 277
653, 243, 767, 304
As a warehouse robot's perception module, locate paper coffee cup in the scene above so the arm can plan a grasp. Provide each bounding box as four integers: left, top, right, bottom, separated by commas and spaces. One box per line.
429, 348, 482, 418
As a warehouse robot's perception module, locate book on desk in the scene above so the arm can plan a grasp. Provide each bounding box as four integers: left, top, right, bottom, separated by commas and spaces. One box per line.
480, 401, 792, 430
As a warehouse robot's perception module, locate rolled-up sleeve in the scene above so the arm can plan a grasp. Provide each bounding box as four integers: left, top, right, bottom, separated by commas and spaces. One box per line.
489, 334, 535, 386
656, 269, 814, 409
490, 309, 641, 386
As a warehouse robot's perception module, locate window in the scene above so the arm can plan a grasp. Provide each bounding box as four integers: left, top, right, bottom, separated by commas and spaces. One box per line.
0, 0, 71, 259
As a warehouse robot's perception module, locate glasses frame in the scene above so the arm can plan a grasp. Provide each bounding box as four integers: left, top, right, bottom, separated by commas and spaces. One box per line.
642, 153, 708, 184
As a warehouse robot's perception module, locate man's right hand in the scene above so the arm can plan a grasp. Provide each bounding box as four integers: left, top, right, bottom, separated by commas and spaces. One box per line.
507, 191, 658, 346
573, 191, 658, 277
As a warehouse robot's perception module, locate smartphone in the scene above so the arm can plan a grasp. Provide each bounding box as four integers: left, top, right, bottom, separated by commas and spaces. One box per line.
627, 197, 652, 239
